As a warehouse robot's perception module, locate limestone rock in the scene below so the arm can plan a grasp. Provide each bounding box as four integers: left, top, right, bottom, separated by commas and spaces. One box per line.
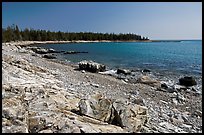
137, 76, 160, 87
111, 99, 149, 132
78, 60, 106, 73
78, 94, 112, 122
78, 94, 149, 132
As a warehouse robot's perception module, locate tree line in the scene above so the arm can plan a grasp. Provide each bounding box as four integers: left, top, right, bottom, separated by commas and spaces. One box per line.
2, 24, 149, 42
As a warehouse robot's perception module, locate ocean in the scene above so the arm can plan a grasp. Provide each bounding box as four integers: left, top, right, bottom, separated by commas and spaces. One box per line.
37, 40, 202, 77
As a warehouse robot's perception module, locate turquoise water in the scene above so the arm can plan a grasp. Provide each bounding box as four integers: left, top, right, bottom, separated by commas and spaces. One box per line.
37, 40, 202, 76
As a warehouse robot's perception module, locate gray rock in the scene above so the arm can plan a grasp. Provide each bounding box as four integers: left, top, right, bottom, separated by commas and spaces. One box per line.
78, 94, 112, 122
117, 68, 131, 75
142, 69, 151, 73
137, 76, 161, 87
132, 98, 146, 106
78, 94, 149, 132
111, 99, 149, 132
29, 116, 46, 133
43, 54, 56, 59
193, 110, 202, 117
161, 83, 168, 89
172, 98, 178, 105
176, 93, 185, 103
78, 60, 106, 73
90, 83, 100, 88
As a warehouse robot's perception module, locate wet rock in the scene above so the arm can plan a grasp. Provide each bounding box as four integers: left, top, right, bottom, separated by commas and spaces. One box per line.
78, 60, 106, 73
47, 48, 61, 53
43, 54, 56, 59
142, 69, 151, 73
179, 76, 197, 86
64, 51, 88, 54
161, 83, 168, 89
117, 68, 131, 75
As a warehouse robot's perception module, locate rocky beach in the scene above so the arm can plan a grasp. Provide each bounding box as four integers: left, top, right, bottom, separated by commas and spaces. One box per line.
2, 41, 202, 133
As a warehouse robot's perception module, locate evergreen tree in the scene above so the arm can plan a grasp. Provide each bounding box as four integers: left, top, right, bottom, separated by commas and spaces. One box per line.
2, 24, 149, 42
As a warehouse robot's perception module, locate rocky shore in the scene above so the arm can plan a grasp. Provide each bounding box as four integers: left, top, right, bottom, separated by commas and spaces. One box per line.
2, 41, 202, 133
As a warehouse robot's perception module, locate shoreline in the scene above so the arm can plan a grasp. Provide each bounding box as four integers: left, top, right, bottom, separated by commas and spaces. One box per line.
2, 42, 202, 133
2, 39, 185, 46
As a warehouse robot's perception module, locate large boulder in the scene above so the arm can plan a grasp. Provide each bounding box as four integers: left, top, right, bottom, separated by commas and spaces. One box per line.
179, 76, 197, 86
117, 68, 131, 75
78, 60, 106, 73
78, 94, 112, 122
137, 76, 160, 87
111, 99, 148, 132
78, 94, 149, 132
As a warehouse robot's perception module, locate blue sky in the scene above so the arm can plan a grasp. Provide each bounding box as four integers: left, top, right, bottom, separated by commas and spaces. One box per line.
2, 2, 202, 40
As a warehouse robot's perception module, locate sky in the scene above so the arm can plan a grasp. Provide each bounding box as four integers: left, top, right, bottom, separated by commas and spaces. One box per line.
2, 2, 202, 40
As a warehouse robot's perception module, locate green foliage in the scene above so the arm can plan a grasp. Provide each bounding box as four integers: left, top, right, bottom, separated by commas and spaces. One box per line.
2, 24, 149, 42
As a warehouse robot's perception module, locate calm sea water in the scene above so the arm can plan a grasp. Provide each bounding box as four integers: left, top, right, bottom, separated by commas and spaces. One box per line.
37, 40, 202, 76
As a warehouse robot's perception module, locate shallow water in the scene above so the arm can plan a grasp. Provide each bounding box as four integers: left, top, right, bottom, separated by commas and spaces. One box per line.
37, 40, 202, 77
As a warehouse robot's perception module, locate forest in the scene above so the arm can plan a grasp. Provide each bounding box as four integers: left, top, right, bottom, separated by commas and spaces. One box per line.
2, 24, 149, 42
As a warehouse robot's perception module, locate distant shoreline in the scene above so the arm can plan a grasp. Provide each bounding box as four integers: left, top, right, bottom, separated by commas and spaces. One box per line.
3, 39, 202, 46
2, 40, 183, 46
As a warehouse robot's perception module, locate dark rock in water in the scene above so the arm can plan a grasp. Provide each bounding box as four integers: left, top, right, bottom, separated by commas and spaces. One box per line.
64, 51, 88, 54
78, 60, 106, 73
30, 47, 49, 54
43, 54, 56, 59
142, 69, 151, 73
47, 48, 61, 53
179, 76, 197, 86
161, 83, 168, 89
117, 68, 131, 75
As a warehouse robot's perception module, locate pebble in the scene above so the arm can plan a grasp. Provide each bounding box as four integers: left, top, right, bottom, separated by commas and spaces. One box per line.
160, 100, 168, 104
81, 70, 85, 73
172, 98, 178, 105
90, 83, 99, 88
193, 110, 202, 117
